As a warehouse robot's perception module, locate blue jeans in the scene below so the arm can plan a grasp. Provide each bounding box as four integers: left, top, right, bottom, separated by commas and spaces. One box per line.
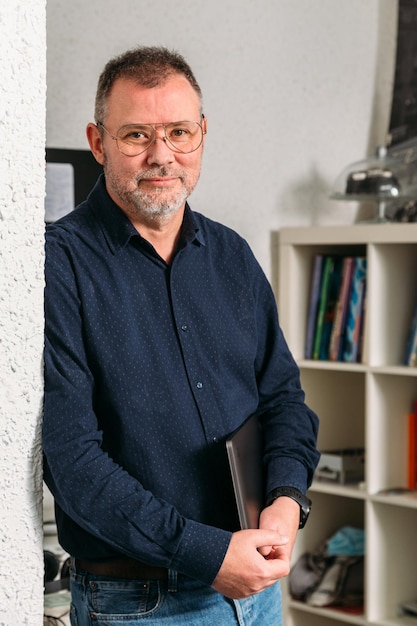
69, 562, 283, 625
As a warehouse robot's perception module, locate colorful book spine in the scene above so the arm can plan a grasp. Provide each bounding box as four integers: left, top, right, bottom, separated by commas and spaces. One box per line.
342, 257, 367, 363
404, 298, 417, 367
407, 402, 417, 490
329, 256, 354, 362
357, 285, 368, 364
319, 256, 344, 360
305, 255, 324, 359
313, 256, 335, 360
408, 332, 417, 367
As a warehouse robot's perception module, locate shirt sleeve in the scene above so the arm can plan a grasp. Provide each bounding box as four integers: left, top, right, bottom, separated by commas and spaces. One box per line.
248, 245, 320, 496
43, 229, 231, 586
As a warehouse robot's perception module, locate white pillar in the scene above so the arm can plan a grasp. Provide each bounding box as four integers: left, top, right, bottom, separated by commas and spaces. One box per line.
0, 2, 46, 624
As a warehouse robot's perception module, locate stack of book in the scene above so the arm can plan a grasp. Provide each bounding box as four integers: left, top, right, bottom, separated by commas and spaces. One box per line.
305, 254, 367, 362
403, 297, 417, 367
408, 401, 417, 490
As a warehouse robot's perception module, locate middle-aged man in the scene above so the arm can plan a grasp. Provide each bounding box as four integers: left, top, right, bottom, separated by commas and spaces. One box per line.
43, 46, 320, 625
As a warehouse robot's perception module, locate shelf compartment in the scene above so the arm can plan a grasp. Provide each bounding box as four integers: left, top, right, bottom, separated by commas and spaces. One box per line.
366, 372, 417, 494
300, 368, 365, 453
288, 492, 365, 626
295, 492, 364, 561
367, 502, 417, 624
367, 243, 417, 367
278, 241, 366, 361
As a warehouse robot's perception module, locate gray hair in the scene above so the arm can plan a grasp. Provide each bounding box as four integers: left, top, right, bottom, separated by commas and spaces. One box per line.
95, 46, 203, 122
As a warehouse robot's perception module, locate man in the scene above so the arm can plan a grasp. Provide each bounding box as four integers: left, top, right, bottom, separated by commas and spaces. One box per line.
43, 46, 319, 625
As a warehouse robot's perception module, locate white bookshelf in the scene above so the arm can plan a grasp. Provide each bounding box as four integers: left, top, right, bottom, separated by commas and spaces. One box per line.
275, 224, 417, 626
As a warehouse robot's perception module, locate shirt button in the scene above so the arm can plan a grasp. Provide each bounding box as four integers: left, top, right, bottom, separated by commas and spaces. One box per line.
181, 324, 188, 331
196, 381, 203, 389
212, 436, 219, 444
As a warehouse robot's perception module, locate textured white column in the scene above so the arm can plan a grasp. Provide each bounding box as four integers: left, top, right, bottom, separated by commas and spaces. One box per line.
0, 2, 46, 624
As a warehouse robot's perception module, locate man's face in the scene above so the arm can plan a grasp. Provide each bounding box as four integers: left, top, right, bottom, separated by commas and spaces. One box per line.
87, 75, 206, 224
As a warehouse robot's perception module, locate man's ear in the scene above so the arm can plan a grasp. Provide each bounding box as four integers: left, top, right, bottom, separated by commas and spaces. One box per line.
86, 123, 105, 166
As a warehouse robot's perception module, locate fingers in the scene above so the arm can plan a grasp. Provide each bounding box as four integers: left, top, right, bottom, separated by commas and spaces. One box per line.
254, 528, 289, 559
258, 543, 286, 558
250, 528, 289, 550
232, 528, 289, 562
212, 529, 291, 599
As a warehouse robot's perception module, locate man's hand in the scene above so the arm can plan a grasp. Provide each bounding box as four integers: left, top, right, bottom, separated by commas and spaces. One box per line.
211, 529, 289, 599
212, 496, 300, 599
258, 495, 300, 560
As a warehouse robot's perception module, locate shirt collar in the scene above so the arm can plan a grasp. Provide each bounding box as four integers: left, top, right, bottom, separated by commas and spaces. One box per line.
88, 174, 205, 254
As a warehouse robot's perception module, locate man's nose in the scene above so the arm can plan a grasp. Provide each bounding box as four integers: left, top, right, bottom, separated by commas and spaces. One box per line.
145, 129, 175, 165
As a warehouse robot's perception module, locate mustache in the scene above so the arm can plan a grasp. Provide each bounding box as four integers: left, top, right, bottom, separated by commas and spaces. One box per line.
137, 167, 184, 181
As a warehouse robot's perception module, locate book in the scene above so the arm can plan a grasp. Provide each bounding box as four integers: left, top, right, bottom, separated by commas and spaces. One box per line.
329, 257, 354, 361
407, 403, 417, 490
312, 256, 334, 360
319, 256, 344, 360
305, 255, 324, 359
408, 331, 417, 367
404, 297, 417, 366
358, 285, 368, 364
342, 257, 367, 363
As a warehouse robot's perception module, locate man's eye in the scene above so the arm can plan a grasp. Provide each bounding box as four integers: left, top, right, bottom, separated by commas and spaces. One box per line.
120, 128, 151, 142
169, 127, 195, 142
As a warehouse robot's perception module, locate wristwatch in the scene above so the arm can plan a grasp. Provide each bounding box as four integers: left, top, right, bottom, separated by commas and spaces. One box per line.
266, 487, 312, 529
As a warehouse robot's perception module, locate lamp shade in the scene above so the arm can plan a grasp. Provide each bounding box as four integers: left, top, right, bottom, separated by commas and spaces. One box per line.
330, 146, 417, 202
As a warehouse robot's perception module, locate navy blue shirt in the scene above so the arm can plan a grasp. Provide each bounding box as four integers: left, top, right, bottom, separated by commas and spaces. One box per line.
43, 175, 319, 586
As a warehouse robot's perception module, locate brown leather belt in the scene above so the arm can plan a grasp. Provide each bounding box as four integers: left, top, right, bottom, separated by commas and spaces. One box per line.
75, 557, 168, 580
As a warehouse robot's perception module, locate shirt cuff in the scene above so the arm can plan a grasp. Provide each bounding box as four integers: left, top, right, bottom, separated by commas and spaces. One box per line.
170, 518, 232, 586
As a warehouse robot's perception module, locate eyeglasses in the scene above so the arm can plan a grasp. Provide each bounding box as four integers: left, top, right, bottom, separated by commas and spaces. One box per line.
97, 117, 206, 157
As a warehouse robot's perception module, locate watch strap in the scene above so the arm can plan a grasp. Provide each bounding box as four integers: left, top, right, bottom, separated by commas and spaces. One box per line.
266, 486, 311, 529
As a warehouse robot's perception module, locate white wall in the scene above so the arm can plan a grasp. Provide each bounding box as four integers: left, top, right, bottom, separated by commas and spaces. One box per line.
46, 0, 398, 278
0, 2, 46, 625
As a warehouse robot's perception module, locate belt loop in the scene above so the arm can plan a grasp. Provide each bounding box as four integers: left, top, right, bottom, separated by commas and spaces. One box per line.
70, 556, 78, 575
167, 569, 178, 593
70, 556, 85, 586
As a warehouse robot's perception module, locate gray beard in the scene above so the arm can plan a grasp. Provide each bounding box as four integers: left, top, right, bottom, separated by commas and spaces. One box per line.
104, 165, 195, 224
128, 184, 189, 220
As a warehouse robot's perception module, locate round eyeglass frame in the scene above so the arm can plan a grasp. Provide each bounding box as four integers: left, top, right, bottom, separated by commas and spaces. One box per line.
96, 117, 206, 157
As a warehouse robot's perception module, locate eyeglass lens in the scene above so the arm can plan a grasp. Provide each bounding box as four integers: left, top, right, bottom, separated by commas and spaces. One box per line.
116, 121, 203, 156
